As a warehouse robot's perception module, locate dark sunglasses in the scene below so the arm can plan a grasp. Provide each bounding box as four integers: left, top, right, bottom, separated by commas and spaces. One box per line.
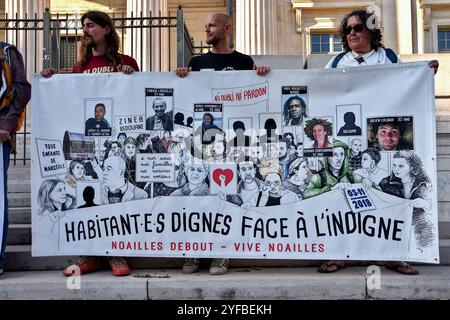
344, 24, 365, 35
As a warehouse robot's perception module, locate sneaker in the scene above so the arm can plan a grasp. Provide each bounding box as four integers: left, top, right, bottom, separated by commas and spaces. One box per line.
63, 256, 101, 277
182, 258, 200, 274
209, 258, 229, 275
108, 257, 130, 276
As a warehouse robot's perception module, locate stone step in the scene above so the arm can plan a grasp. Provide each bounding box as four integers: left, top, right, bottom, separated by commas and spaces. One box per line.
3, 245, 324, 271
7, 169, 30, 181
437, 174, 450, 203
7, 180, 30, 193
4, 241, 450, 271
8, 193, 31, 207
6, 224, 31, 245
437, 120, 450, 134
437, 157, 450, 170
8, 207, 31, 224
440, 221, 450, 239
4, 245, 78, 271
6, 160, 30, 169
439, 221, 450, 240
439, 239, 450, 265
0, 266, 449, 300
440, 201, 450, 218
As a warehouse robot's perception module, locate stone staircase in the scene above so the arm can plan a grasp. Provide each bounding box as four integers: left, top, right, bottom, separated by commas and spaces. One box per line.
4, 115, 450, 271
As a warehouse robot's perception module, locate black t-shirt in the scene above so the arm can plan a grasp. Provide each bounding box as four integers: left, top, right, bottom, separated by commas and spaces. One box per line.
188, 51, 254, 71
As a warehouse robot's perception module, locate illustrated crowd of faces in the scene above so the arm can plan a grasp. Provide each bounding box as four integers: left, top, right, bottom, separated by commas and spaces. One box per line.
37, 87, 427, 214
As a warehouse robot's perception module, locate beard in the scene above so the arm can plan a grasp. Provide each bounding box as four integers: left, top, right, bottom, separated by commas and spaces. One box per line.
206, 35, 220, 46
82, 34, 96, 50
279, 153, 288, 161
244, 176, 254, 184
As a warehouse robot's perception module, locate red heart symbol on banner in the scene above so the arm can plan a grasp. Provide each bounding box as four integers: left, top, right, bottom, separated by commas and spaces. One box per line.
212, 169, 234, 187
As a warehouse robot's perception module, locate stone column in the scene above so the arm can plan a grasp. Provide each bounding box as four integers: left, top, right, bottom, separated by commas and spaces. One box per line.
236, 0, 276, 55
126, 0, 168, 71
381, 0, 413, 54
5, 0, 49, 79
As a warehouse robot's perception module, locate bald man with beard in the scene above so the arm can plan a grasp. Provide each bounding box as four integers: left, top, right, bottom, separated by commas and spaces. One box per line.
176, 12, 270, 76
175, 12, 269, 276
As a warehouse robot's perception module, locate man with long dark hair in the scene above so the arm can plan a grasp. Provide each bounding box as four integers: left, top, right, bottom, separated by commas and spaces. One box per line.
41, 11, 138, 76
41, 11, 139, 277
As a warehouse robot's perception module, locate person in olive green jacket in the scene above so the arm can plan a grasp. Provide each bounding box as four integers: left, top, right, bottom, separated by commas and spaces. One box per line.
303, 139, 361, 199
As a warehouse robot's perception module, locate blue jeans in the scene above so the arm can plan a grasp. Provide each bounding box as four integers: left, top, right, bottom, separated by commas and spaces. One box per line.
0, 142, 11, 269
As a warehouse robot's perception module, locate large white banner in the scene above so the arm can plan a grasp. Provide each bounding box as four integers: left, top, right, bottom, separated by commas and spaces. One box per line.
31, 62, 439, 263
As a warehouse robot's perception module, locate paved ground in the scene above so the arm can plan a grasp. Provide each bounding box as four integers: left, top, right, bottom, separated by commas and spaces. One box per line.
0, 266, 449, 300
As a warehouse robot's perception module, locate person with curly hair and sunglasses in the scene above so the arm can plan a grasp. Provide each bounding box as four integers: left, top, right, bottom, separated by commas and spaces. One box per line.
325, 9, 438, 72
319, 9, 438, 275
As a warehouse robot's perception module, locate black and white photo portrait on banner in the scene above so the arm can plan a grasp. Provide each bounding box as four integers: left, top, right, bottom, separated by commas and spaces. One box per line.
347, 137, 364, 174
367, 116, 414, 151
228, 117, 253, 148
193, 103, 223, 145
145, 88, 174, 131
336, 104, 362, 136
259, 113, 282, 146
303, 117, 333, 157
84, 98, 113, 137
76, 181, 102, 208
174, 109, 194, 129
282, 86, 308, 127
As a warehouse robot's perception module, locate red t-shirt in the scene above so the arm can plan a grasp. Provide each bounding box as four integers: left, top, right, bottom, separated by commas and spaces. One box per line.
72, 54, 139, 73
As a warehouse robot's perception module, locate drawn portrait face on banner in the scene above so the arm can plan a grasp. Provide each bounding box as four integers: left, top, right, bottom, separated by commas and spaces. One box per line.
123, 137, 137, 158
186, 162, 209, 186
37, 179, 75, 215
